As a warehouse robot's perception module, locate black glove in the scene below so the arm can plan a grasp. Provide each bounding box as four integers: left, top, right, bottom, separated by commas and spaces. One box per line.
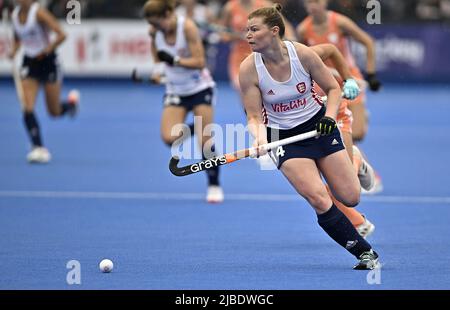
316, 116, 337, 136
157, 50, 176, 66
365, 73, 382, 91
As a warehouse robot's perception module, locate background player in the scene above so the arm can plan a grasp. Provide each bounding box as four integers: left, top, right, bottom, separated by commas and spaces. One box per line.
9, 0, 80, 163
310, 43, 376, 238
143, 0, 224, 203
297, 0, 383, 193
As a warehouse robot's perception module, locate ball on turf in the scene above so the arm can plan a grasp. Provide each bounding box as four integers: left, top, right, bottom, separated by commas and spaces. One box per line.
99, 259, 114, 273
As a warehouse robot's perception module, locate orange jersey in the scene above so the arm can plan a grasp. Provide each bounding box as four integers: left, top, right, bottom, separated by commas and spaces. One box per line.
301, 10, 365, 113
302, 11, 357, 70
227, 0, 266, 88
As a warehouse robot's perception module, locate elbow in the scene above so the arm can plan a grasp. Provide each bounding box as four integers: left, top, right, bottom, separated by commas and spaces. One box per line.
196, 57, 206, 69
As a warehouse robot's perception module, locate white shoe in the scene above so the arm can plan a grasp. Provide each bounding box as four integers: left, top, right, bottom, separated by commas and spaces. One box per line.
361, 173, 384, 195
353, 145, 375, 191
356, 215, 375, 239
206, 185, 224, 203
27, 147, 51, 164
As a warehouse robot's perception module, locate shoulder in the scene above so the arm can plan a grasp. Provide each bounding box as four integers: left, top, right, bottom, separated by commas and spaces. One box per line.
291, 41, 311, 58
183, 17, 200, 38
36, 5, 55, 22
291, 41, 320, 71
334, 11, 354, 28
183, 17, 198, 31
239, 53, 258, 84
240, 53, 256, 74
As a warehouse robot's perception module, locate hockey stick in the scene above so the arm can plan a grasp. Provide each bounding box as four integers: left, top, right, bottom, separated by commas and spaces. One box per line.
3, 7, 25, 111
131, 64, 167, 85
169, 129, 318, 177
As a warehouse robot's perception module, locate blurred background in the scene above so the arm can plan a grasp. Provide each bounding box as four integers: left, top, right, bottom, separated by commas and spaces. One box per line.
1, 0, 450, 82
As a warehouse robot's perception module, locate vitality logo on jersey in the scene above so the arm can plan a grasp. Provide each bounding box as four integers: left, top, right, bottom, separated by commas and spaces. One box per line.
271, 98, 306, 113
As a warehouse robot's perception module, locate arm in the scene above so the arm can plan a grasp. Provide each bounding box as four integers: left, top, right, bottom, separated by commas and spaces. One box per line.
180, 19, 206, 69
310, 43, 360, 99
238, 55, 268, 152
337, 15, 376, 74
338, 15, 381, 91
310, 43, 352, 81
149, 26, 160, 63
36, 7, 66, 57
155, 19, 206, 69
8, 32, 21, 59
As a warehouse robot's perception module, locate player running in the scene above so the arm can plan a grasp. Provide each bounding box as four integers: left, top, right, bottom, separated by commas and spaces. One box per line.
9, 0, 80, 163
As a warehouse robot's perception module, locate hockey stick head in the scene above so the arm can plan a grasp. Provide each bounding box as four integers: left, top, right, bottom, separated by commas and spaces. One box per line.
169, 156, 199, 177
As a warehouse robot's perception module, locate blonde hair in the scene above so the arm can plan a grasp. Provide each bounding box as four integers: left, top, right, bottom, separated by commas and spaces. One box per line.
143, 0, 176, 18
248, 4, 285, 38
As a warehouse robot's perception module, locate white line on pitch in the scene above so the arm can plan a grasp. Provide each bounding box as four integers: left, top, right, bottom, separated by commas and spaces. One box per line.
0, 190, 450, 204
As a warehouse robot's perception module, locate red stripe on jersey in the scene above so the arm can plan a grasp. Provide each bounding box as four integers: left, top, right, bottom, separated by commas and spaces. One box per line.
311, 80, 324, 106
261, 106, 268, 125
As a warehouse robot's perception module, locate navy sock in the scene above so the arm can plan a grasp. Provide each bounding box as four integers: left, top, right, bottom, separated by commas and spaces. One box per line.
203, 145, 219, 186
23, 112, 43, 147
317, 204, 372, 258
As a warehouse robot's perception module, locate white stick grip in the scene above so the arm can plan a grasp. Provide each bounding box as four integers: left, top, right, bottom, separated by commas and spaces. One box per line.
249, 130, 318, 158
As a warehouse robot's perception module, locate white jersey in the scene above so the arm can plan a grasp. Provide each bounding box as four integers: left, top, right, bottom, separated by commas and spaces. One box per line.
175, 5, 209, 26
154, 15, 215, 96
254, 41, 323, 130
12, 3, 50, 58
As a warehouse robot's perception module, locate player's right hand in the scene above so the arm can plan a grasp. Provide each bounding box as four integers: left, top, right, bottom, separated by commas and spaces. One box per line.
316, 116, 337, 136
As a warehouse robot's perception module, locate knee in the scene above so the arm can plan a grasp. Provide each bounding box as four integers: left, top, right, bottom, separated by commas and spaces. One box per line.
161, 133, 181, 147
352, 127, 367, 142
341, 190, 360, 208
304, 190, 332, 213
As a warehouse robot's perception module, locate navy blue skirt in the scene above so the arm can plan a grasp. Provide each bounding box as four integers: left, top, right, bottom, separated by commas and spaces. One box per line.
266, 107, 345, 169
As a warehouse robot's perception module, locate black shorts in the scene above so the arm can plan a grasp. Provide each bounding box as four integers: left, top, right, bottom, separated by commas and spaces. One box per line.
21, 52, 61, 83
267, 107, 346, 169
163, 87, 214, 112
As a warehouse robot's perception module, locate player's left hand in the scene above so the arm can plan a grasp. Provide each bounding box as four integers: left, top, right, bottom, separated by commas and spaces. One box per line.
316, 116, 337, 136
343, 78, 360, 100
157, 50, 179, 66
365, 73, 382, 91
